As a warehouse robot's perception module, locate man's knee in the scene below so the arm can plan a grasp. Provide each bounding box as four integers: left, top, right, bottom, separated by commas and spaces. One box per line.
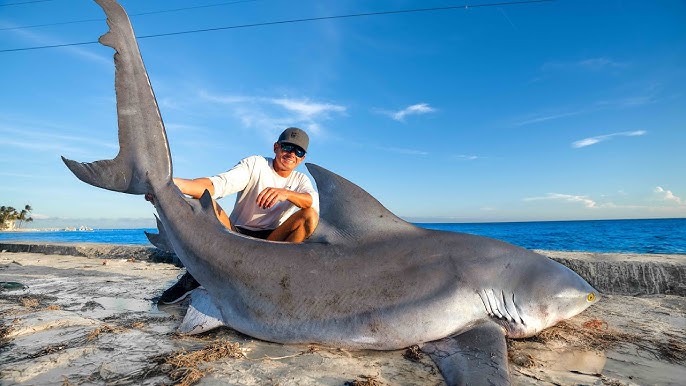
300, 207, 319, 230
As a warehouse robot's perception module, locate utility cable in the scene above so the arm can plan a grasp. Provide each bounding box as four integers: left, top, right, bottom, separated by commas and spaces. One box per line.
0, 0, 262, 31
0, 0, 554, 53
0, 0, 57, 7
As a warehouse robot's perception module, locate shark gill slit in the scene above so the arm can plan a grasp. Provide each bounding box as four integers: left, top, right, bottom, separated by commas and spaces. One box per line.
487, 289, 504, 319
500, 290, 514, 322
478, 289, 493, 317
493, 288, 509, 321
512, 292, 526, 326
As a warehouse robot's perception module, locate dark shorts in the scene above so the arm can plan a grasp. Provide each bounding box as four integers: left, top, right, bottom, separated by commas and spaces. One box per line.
235, 226, 275, 240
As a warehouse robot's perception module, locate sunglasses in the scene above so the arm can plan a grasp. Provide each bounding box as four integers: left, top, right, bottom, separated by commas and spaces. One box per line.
280, 143, 306, 158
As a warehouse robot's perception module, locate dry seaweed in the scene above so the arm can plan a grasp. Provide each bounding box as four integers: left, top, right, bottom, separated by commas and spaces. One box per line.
20, 296, 39, 308
87, 324, 125, 341
402, 344, 423, 362
509, 351, 535, 367
510, 319, 686, 365
0, 293, 58, 311
344, 375, 385, 386
656, 338, 686, 362
149, 340, 247, 386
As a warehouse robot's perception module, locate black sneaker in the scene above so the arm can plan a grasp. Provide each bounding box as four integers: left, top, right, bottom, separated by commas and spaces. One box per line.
159, 272, 200, 304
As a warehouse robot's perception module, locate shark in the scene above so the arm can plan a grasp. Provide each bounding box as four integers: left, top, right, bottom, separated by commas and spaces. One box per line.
62, 1, 599, 385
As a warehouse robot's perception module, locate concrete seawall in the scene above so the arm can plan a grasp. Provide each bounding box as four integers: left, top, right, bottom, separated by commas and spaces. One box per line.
538, 250, 686, 296
1, 242, 684, 296
0, 241, 178, 265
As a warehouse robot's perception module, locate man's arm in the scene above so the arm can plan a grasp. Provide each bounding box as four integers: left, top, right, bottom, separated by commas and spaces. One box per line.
256, 188, 313, 210
173, 177, 215, 199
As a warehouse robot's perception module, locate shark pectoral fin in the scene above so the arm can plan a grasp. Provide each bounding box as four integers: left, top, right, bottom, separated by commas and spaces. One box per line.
421, 322, 510, 386
177, 288, 225, 335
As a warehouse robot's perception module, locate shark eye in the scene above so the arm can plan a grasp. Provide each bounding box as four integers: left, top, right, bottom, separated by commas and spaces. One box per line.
587, 293, 596, 302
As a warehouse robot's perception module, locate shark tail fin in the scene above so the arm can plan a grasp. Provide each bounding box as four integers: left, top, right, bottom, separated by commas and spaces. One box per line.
61, 0, 172, 195
61, 154, 147, 194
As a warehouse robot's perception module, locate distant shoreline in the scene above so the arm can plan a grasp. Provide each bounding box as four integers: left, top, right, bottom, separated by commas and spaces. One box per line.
2, 226, 93, 232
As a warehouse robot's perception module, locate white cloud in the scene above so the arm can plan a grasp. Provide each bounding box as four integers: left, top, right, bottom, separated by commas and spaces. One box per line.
271, 98, 345, 118
382, 103, 436, 122
375, 146, 428, 156
577, 57, 625, 70
595, 95, 656, 108
572, 130, 646, 148
455, 154, 481, 161
515, 109, 585, 126
523, 193, 599, 208
514, 96, 654, 127
199, 92, 346, 138
654, 186, 683, 205
542, 57, 625, 72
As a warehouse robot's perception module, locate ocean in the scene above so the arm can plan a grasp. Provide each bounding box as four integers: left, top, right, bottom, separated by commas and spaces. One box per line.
1, 218, 684, 254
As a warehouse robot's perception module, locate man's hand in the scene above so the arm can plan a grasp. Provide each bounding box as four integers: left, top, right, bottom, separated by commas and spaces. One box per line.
256, 187, 289, 209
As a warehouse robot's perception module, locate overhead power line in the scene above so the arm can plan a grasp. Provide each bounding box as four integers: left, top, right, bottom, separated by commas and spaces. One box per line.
0, 0, 554, 54
0, 0, 262, 31
0, 0, 57, 7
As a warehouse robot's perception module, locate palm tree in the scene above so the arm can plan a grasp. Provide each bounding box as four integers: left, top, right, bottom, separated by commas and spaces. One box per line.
18, 205, 33, 228
0, 206, 16, 230
0, 204, 33, 230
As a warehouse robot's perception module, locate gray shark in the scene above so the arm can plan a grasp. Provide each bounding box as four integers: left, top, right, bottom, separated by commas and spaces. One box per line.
62, 1, 599, 384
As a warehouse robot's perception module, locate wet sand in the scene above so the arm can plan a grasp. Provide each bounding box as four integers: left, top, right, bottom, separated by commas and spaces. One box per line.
1, 245, 684, 385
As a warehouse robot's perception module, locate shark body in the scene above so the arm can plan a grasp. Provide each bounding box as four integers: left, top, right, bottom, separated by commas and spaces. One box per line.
63, 1, 599, 384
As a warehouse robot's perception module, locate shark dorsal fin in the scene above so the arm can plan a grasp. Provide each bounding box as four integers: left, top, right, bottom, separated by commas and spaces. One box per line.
305, 163, 420, 244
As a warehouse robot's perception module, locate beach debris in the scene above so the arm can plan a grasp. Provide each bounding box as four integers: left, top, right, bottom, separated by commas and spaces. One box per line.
509, 350, 535, 367
86, 324, 125, 341
20, 296, 39, 308
0, 294, 60, 316
510, 319, 686, 365
656, 338, 686, 362
402, 344, 423, 362
150, 340, 247, 385
81, 300, 105, 312
583, 318, 609, 330
0, 322, 12, 342
344, 375, 385, 386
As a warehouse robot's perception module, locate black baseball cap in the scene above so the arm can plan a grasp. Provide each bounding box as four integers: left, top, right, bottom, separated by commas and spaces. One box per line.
277, 127, 309, 153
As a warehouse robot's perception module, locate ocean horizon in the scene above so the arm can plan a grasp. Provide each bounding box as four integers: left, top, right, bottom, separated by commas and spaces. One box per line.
2, 218, 684, 255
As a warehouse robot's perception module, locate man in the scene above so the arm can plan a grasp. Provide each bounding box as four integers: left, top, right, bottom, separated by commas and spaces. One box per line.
156, 127, 319, 304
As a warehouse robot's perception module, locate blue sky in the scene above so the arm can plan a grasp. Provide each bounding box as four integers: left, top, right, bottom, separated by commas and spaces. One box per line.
1, 0, 684, 228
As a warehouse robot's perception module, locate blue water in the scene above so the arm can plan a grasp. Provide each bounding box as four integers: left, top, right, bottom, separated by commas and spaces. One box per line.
1, 219, 684, 254
418, 218, 686, 254
0, 228, 157, 245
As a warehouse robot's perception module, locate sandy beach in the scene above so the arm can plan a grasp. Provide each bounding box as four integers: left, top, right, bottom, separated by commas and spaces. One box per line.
1, 243, 684, 385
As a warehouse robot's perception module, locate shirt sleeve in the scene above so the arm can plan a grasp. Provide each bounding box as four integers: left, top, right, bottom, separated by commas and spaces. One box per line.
208, 156, 255, 200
